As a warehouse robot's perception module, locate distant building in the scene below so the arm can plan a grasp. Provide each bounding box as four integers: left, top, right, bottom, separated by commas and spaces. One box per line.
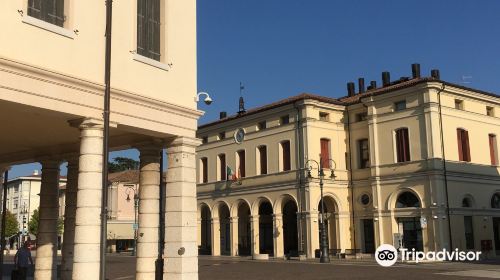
196, 66, 500, 259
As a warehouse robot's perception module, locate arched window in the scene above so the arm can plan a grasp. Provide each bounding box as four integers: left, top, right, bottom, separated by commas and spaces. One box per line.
491, 193, 500, 209
396, 191, 420, 208
462, 197, 472, 208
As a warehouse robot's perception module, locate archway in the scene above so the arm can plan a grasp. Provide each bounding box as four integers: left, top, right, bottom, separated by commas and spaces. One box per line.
395, 191, 423, 251
219, 204, 231, 255
259, 201, 274, 255
318, 196, 338, 250
199, 204, 212, 255
283, 200, 298, 255
237, 201, 251, 256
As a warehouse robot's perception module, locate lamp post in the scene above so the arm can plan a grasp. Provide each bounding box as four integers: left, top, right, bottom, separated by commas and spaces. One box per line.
125, 186, 139, 256
305, 157, 336, 263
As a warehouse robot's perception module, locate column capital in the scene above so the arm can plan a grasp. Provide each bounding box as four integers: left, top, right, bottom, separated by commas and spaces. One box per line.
272, 213, 283, 219
39, 158, 62, 169
165, 136, 201, 149
230, 216, 239, 223
68, 118, 107, 129
211, 218, 220, 224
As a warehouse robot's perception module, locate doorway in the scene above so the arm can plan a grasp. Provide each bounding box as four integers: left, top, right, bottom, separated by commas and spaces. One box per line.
398, 217, 423, 251
362, 219, 375, 253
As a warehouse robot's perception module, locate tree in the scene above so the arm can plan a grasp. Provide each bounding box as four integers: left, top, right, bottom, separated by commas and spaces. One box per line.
5, 210, 19, 237
28, 208, 64, 236
108, 157, 139, 173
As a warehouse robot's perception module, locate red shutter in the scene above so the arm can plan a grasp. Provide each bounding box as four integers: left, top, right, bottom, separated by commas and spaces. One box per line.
457, 129, 463, 161
489, 135, 497, 165
282, 141, 291, 171
219, 155, 226, 180
320, 139, 330, 168
239, 151, 246, 178
403, 129, 410, 161
464, 130, 471, 162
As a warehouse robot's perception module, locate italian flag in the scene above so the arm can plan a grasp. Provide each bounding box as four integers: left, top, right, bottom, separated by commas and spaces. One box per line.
227, 166, 237, 181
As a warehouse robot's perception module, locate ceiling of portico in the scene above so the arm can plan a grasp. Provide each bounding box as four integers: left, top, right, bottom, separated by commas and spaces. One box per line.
0, 100, 156, 165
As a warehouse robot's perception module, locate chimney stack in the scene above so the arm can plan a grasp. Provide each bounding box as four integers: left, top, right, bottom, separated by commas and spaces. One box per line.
411, 63, 421, 79
367, 80, 377, 90
431, 69, 440, 80
347, 82, 355, 97
382, 71, 391, 87
219, 111, 227, 119
358, 78, 365, 94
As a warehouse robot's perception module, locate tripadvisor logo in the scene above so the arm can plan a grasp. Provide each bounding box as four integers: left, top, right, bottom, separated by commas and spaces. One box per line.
375, 244, 482, 267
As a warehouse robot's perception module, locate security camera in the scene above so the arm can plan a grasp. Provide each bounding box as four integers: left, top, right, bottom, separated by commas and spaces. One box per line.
204, 96, 213, 105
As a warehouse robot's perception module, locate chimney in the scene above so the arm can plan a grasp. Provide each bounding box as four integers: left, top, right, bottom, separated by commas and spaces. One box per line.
219, 111, 227, 119
358, 78, 365, 94
33, 170, 39, 176
411, 63, 421, 79
347, 82, 355, 97
431, 69, 440, 80
367, 80, 377, 90
382, 71, 391, 87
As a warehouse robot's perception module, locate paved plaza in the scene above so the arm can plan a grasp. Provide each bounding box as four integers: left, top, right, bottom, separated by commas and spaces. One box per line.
2, 254, 500, 280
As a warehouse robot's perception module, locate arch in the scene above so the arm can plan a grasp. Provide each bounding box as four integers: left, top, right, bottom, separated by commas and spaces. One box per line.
273, 194, 298, 215
217, 202, 231, 255
211, 200, 230, 218
230, 198, 252, 217
198, 203, 212, 255
387, 188, 423, 210
318, 195, 340, 250
395, 191, 421, 208
491, 193, 500, 209
315, 192, 341, 213
461, 194, 475, 208
251, 196, 273, 216
236, 200, 251, 256
258, 200, 274, 256
282, 199, 298, 255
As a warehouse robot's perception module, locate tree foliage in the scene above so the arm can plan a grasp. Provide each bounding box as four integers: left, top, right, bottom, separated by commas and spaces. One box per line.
28, 208, 64, 236
5, 210, 19, 237
108, 157, 139, 173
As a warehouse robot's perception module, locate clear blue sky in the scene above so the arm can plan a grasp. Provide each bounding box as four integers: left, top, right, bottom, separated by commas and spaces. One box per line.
9, 0, 500, 178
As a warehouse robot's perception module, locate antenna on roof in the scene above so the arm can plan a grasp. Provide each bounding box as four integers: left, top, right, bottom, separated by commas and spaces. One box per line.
238, 82, 246, 114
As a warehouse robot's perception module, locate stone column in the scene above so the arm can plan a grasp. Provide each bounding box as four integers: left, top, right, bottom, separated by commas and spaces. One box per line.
304, 211, 319, 258
61, 157, 79, 280
164, 137, 200, 280
136, 146, 161, 280
71, 119, 103, 280
230, 217, 239, 256
0, 166, 8, 234
273, 213, 284, 258
35, 159, 61, 280
250, 215, 260, 256
211, 218, 221, 256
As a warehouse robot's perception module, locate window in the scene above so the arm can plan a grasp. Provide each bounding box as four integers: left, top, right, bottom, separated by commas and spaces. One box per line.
489, 134, 498, 165
358, 139, 370, 169
320, 138, 331, 168
137, 0, 161, 61
218, 132, 226, 140
280, 115, 290, 125
455, 99, 464, 110
218, 154, 226, 181
200, 157, 208, 183
257, 146, 267, 175
462, 197, 472, 208
360, 194, 371, 206
457, 128, 471, 162
492, 193, 500, 208
356, 112, 368, 122
395, 128, 410, 163
486, 106, 495, 117
201, 136, 208, 144
28, 0, 65, 27
394, 100, 406, 111
319, 112, 329, 121
257, 121, 266, 131
280, 141, 291, 171
236, 150, 246, 178
464, 216, 474, 250
396, 192, 420, 208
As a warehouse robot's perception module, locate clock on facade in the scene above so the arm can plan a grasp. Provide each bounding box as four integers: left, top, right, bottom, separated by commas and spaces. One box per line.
234, 128, 245, 144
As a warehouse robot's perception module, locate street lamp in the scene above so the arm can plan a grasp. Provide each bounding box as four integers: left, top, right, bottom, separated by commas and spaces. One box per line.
305, 156, 336, 263
125, 186, 139, 256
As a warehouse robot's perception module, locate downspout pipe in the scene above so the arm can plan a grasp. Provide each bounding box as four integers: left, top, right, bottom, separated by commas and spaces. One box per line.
294, 102, 305, 255
437, 84, 453, 250
346, 106, 357, 251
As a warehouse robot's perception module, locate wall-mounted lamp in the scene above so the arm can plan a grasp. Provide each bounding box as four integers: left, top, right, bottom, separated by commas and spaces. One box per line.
195, 92, 213, 105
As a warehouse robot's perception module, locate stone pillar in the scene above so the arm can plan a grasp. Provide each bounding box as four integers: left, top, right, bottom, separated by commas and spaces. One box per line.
211, 218, 221, 256
230, 217, 239, 256
136, 146, 161, 280
304, 211, 319, 258
250, 215, 260, 256
61, 157, 79, 280
71, 119, 103, 280
35, 159, 61, 280
0, 166, 8, 234
273, 213, 284, 258
164, 137, 200, 280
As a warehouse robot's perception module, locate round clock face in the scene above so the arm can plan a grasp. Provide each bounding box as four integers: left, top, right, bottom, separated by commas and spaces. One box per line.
234, 128, 245, 144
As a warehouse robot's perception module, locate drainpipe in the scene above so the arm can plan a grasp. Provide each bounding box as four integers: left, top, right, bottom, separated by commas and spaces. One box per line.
294, 102, 305, 255
437, 84, 453, 250
345, 106, 357, 251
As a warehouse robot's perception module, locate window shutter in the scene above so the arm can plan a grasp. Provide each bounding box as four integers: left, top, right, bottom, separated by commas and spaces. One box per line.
490, 135, 497, 165
28, 0, 42, 19
149, 0, 161, 60
219, 155, 226, 181
320, 139, 330, 168
137, 0, 147, 56
282, 141, 291, 171
202, 158, 208, 183
55, 0, 64, 27
239, 151, 246, 178
464, 130, 471, 162
260, 147, 267, 175
403, 129, 410, 161
457, 129, 463, 161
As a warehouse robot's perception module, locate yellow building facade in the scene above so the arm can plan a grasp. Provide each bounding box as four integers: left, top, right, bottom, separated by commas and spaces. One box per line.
196, 67, 500, 260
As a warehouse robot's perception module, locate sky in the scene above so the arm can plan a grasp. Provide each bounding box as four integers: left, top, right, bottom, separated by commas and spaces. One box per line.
8, 0, 500, 178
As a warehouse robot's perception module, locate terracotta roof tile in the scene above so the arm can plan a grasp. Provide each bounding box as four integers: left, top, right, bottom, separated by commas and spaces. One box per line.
108, 170, 140, 183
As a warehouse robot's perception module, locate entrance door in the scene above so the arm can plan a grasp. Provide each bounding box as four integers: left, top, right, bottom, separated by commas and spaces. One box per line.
493, 217, 500, 255
398, 217, 423, 251
362, 219, 375, 253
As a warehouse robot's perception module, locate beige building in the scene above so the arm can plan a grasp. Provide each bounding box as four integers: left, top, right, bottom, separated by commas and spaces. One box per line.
196, 65, 500, 260
0, 0, 200, 279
